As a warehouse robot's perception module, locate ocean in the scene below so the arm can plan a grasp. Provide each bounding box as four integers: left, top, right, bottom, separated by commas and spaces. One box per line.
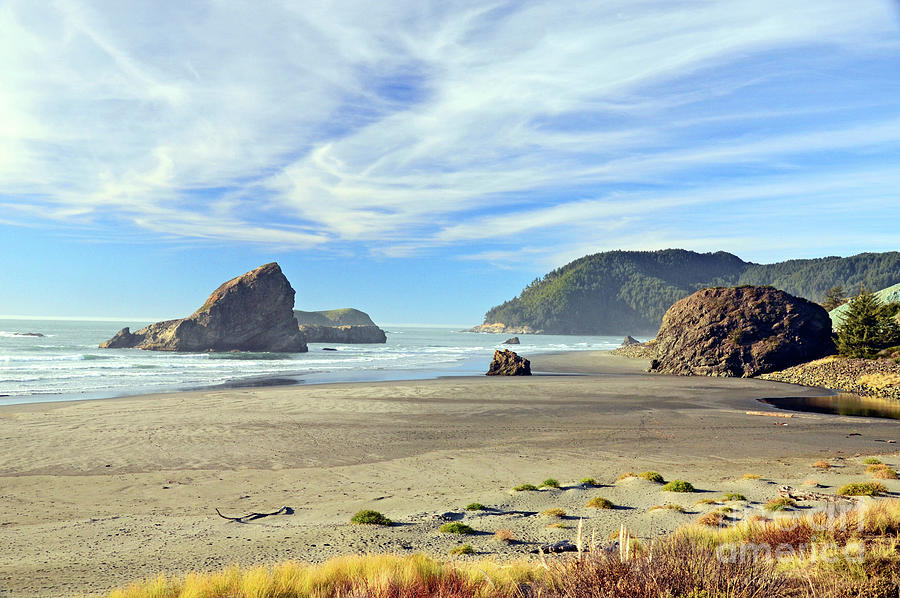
0, 318, 629, 406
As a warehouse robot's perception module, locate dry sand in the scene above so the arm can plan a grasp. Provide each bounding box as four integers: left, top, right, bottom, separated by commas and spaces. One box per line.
1, 351, 898, 597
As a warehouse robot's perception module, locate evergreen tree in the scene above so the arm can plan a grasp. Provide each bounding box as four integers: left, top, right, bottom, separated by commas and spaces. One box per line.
836, 289, 900, 358
821, 285, 846, 311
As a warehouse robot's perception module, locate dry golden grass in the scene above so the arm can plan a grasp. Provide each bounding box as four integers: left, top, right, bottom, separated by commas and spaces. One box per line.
617, 471, 637, 481
105, 500, 900, 598
648, 504, 686, 513
740, 473, 761, 480
541, 508, 566, 518
811, 460, 832, 470
493, 529, 515, 543
802, 479, 820, 487
696, 511, 725, 527
866, 463, 899, 479
857, 372, 900, 389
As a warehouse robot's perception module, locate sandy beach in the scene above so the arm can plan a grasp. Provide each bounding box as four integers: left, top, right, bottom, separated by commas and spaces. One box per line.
1, 351, 898, 597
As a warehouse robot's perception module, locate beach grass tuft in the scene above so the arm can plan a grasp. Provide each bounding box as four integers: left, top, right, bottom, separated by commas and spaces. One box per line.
661, 480, 695, 493
638, 471, 664, 483
837, 481, 888, 496
740, 473, 761, 480
539, 478, 560, 489
541, 508, 566, 518
586, 497, 614, 509
863, 457, 883, 465
812, 460, 832, 470
617, 471, 637, 481
493, 529, 515, 543
465, 503, 486, 511
512, 483, 538, 492
350, 510, 392, 525
866, 464, 899, 479
696, 511, 725, 527
720, 492, 747, 502
449, 544, 475, 555
439, 522, 475, 535
649, 504, 685, 513
763, 497, 796, 512
579, 477, 600, 487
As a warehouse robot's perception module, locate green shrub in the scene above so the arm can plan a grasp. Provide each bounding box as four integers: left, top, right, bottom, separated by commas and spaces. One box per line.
540, 478, 560, 489
720, 493, 747, 502
439, 522, 475, 534
513, 483, 538, 492
465, 503, 486, 511
838, 481, 888, 496
350, 510, 392, 525
639, 471, 664, 483
763, 497, 797, 512
449, 544, 474, 555
863, 457, 883, 465
586, 497, 614, 509
579, 477, 600, 487
661, 480, 695, 493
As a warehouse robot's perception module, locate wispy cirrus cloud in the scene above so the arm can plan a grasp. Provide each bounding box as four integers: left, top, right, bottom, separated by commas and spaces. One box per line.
1, 0, 898, 261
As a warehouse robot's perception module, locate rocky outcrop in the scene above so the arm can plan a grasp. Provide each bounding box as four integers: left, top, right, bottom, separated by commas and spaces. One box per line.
621, 335, 640, 346
298, 324, 387, 344
12, 332, 44, 337
610, 339, 658, 360
100, 263, 307, 352
486, 349, 531, 376
464, 323, 543, 334
503, 336, 520, 344
649, 286, 834, 377
759, 356, 900, 400
294, 308, 377, 327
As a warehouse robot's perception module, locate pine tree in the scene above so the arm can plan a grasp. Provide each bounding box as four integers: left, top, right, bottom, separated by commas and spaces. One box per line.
836, 289, 900, 358
821, 285, 846, 311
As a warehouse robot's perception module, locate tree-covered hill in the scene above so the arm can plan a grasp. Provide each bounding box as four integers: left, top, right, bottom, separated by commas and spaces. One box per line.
481, 250, 900, 335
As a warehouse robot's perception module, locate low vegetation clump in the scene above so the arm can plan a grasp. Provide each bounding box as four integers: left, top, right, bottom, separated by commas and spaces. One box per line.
741, 473, 761, 480
465, 503, 486, 511
449, 544, 475, 555
661, 480, 695, 493
837, 481, 888, 496
586, 497, 614, 509
617, 471, 637, 481
694, 498, 719, 506
863, 457, 884, 465
579, 477, 600, 487
866, 464, 899, 479
811, 460, 832, 470
440, 522, 476, 535
540, 478, 560, 489
638, 471, 664, 483
720, 492, 747, 502
493, 529, 515, 543
107, 500, 900, 598
649, 504, 685, 513
350, 510, 392, 525
541, 508, 566, 518
696, 511, 725, 527
763, 497, 797, 512
512, 483, 538, 492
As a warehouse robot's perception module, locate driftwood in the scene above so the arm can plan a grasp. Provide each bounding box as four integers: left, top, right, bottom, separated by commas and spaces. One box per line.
777, 485, 855, 502
746, 411, 793, 418
216, 505, 293, 523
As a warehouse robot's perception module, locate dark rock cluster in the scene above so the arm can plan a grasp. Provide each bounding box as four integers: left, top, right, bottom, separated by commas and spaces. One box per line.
486, 349, 531, 376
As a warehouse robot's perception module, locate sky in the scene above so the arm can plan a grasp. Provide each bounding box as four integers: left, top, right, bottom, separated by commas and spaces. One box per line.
1, 0, 899, 324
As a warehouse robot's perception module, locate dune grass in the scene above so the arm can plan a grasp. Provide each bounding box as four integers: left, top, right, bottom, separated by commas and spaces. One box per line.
350, 510, 392, 525
439, 522, 475, 535
465, 503, 486, 511
541, 508, 566, 518
586, 497, 614, 509
579, 477, 600, 487
838, 481, 888, 496
649, 503, 686, 513
540, 478, 561, 489
512, 483, 538, 492
449, 544, 475, 555
741, 473, 761, 480
661, 480, 695, 493
107, 500, 900, 598
638, 471, 664, 483
863, 457, 883, 465
763, 497, 797, 512
720, 492, 747, 502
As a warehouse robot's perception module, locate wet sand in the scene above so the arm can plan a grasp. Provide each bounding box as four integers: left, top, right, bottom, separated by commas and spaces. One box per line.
0, 351, 898, 597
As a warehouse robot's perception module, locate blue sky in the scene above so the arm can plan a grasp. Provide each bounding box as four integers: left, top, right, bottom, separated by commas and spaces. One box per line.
1, 1, 899, 324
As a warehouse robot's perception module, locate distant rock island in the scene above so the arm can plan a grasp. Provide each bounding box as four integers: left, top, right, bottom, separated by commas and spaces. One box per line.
649, 286, 834, 377
100, 263, 308, 352
294, 309, 387, 344
475, 249, 900, 335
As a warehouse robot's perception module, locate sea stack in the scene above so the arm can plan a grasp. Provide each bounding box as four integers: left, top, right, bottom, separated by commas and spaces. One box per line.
100, 263, 307, 352
486, 349, 532, 376
649, 286, 833, 377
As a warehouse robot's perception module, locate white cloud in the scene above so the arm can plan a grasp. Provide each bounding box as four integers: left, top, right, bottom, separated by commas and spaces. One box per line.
1, 0, 898, 254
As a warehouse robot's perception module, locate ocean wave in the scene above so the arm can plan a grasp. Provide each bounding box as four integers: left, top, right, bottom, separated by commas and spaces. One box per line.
207, 352, 296, 361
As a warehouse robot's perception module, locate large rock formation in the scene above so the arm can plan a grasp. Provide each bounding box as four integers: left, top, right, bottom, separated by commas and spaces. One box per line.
100, 263, 307, 352
649, 286, 834, 377
486, 349, 532, 376
298, 324, 387, 344
503, 336, 520, 344
294, 308, 377, 327
294, 308, 386, 343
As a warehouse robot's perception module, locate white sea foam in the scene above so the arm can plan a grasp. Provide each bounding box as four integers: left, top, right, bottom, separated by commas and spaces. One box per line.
0, 320, 628, 404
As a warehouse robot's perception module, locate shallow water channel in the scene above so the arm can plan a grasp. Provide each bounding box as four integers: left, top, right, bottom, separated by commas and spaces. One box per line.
760, 394, 900, 420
